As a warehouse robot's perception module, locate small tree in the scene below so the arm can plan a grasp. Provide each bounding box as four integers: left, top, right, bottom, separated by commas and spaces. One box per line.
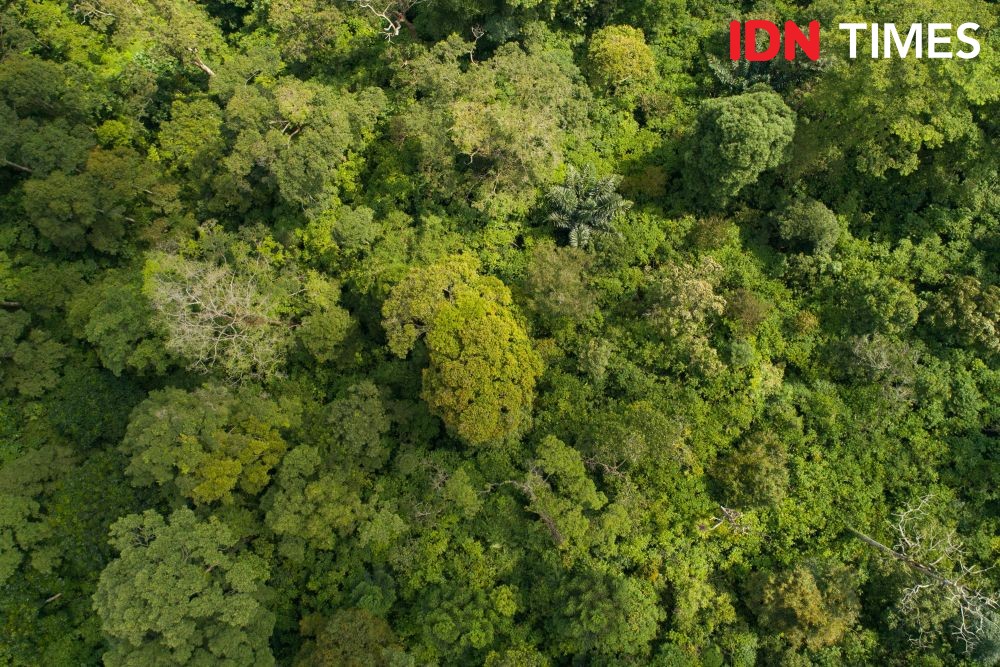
747, 563, 860, 651
263, 446, 366, 557
0, 446, 74, 585
776, 198, 841, 255
685, 91, 795, 206
523, 241, 597, 327
645, 257, 727, 376
547, 165, 632, 249
586, 26, 656, 99
67, 269, 174, 377
926, 275, 1000, 354
295, 609, 408, 666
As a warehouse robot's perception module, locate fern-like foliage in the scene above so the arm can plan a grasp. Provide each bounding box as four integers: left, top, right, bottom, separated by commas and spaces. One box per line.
547, 165, 632, 249
706, 54, 771, 93
707, 53, 831, 94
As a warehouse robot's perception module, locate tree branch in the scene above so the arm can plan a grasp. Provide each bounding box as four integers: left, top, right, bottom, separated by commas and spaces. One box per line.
3, 159, 33, 174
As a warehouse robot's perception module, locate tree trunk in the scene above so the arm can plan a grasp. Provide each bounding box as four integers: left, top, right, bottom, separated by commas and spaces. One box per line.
397, 12, 417, 38
847, 526, 956, 585
192, 57, 215, 77
3, 159, 33, 174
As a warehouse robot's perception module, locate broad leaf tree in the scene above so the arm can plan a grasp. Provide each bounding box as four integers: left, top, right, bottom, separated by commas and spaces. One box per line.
93, 508, 274, 667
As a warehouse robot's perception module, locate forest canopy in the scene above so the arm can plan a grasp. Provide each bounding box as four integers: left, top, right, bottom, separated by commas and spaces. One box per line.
1, 0, 999, 665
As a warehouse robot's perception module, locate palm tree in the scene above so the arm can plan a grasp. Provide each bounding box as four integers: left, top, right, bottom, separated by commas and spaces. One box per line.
547, 165, 632, 248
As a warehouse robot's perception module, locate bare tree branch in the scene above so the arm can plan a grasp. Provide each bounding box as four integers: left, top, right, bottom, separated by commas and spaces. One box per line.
347, 0, 428, 40
849, 495, 1000, 654
188, 49, 216, 77
147, 254, 293, 382
699, 505, 752, 535
3, 159, 33, 174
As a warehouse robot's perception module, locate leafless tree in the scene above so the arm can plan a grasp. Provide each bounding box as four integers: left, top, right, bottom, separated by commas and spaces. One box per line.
147, 254, 294, 383
583, 456, 624, 478
72, 1, 118, 25
347, 0, 428, 39
849, 495, 1000, 654
699, 505, 752, 535
468, 26, 485, 62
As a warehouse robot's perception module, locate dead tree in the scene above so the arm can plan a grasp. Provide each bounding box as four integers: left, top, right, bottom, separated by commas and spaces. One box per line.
699, 505, 752, 536
346, 0, 428, 39
187, 48, 216, 77
2, 160, 33, 174
147, 255, 293, 382
849, 495, 999, 654
468, 26, 485, 62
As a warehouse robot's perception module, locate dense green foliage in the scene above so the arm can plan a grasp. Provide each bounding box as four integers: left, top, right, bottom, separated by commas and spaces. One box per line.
1, 0, 998, 664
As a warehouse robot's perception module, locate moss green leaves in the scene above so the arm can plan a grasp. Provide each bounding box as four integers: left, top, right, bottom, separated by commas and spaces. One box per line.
686, 91, 796, 206
93, 508, 274, 667
384, 256, 542, 446
121, 384, 290, 505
